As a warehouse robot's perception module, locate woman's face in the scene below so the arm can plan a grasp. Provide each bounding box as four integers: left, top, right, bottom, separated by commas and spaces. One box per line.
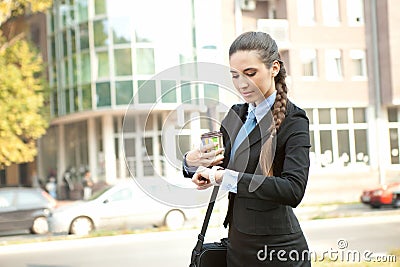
229, 50, 280, 106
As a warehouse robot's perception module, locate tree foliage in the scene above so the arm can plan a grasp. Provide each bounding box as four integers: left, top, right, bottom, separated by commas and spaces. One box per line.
0, 0, 52, 169
0, 0, 52, 26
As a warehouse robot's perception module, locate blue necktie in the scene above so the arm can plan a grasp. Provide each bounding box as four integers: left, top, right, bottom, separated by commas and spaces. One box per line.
230, 110, 257, 158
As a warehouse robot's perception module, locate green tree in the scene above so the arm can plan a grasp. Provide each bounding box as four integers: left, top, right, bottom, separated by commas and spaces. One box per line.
0, 0, 52, 169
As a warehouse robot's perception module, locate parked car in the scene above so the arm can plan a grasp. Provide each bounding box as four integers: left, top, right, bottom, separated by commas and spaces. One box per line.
361, 182, 400, 208
48, 179, 201, 235
0, 187, 57, 234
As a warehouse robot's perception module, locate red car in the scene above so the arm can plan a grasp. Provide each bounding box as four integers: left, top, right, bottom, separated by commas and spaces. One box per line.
361, 182, 400, 208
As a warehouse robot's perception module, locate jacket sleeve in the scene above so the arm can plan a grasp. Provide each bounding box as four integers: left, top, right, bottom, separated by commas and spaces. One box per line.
236, 110, 311, 208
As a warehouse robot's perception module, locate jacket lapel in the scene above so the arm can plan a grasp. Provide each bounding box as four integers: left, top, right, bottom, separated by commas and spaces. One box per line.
233, 109, 275, 161
225, 104, 248, 168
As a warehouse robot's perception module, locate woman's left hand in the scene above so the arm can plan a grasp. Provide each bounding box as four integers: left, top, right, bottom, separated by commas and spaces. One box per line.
192, 167, 225, 190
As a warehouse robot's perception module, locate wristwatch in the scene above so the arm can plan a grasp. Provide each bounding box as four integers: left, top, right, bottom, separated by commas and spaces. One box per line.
209, 166, 224, 186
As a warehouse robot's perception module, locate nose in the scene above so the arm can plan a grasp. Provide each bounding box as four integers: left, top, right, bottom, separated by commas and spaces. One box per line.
238, 75, 249, 89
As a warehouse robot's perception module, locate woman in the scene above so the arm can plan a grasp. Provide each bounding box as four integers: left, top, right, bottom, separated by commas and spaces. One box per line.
183, 31, 311, 266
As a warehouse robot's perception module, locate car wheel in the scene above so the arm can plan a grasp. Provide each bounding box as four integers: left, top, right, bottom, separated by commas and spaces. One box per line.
70, 217, 94, 235
31, 216, 49, 234
165, 210, 185, 230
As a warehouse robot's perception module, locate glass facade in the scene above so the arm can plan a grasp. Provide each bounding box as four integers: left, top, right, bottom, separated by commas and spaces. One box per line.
45, 0, 226, 185
48, 0, 197, 117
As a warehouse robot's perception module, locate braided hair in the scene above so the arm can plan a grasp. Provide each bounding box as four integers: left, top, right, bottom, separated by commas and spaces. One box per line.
229, 31, 288, 129
229, 31, 288, 176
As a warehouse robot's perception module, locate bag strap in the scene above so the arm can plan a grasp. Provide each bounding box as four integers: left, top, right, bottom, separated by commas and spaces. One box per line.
189, 185, 220, 266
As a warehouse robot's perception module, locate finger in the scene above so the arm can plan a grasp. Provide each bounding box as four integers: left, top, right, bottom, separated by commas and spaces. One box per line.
210, 160, 224, 166
191, 173, 202, 185
192, 172, 209, 185
201, 149, 220, 159
215, 148, 225, 155
197, 183, 212, 190
200, 143, 217, 153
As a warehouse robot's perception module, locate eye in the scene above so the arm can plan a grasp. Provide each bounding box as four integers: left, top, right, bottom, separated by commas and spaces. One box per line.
246, 72, 256, 77
231, 74, 239, 79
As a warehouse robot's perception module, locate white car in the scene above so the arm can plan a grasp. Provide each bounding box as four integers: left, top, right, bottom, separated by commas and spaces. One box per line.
48, 179, 202, 235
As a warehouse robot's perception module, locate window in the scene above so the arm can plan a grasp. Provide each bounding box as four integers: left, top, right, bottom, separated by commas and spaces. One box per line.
80, 52, 91, 84
136, 48, 155, 75
138, 80, 156, 103
109, 189, 132, 202
321, 0, 340, 26
350, 50, 367, 78
336, 108, 348, 124
111, 17, 131, 44
308, 107, 369, 169
355, 129, 368, 163
79, 22, 89, 50
94, 0, 107, 15
388, 108, 400, 164
161, 80, 177, 103
93, 19, 109, 47
116, 81, 133, 105
73, 86, 79, 112
17, 191, 43, 207
77, 0, 88, 22
0, 191, 13, 208
62, 31, 68, 57
176, 135, 191, 163
325, 49, 342, 80
81, 84, 92, 110
338, 130, 351, 166
347, 0, 364, 26
300, 49, 317, 77
353, 108, 366, 123
204, 84, 219, 104
114, 49, 132, 76
94, 51, 109, 79
64, 89, 71, 114
388, 108, 398, 122
297, 0, 315, 26
181, 82, 199, 104
304, 108, 313, 124
319, 108, 331, 124
96, 82, 111, 107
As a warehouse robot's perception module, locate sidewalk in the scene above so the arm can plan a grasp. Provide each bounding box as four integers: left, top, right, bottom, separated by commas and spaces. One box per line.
294, 202, 400, 221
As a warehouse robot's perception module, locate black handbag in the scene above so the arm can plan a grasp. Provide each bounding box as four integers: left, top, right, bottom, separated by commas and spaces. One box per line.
189, 186, 228, 267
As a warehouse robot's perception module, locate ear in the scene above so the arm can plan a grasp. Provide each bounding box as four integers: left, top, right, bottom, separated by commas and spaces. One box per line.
271, 60, 280, 77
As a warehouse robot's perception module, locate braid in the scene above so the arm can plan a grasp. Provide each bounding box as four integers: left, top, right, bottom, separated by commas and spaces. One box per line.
272, 61, 288, 129
259, 61, 287, 176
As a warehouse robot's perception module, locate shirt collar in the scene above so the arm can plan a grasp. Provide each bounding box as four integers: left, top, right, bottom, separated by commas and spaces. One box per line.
248, 91, 277, 123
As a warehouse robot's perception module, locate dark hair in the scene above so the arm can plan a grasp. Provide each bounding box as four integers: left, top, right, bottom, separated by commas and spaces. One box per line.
229, 31, 288, 130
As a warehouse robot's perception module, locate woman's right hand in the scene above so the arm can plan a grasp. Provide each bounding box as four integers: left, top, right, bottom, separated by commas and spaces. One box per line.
186, 143, 224, 168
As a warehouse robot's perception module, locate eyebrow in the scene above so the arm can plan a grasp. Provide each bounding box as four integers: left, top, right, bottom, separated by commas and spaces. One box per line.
230, 67, 257, 73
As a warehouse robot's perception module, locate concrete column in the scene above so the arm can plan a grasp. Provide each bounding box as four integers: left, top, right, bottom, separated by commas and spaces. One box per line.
87, 118, 98, 182
57, 124, 66, 186
102, 115, 117, 183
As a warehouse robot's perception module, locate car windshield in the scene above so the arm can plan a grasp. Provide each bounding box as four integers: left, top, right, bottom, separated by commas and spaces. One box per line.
88, 186, 112, 201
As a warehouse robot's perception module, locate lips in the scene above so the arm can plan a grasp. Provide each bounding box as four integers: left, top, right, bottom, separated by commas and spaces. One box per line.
241, 91, 253, 97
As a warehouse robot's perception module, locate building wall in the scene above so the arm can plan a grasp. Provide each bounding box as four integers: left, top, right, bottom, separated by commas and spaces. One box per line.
5, 0, 400, 204
221, 0, 400, 204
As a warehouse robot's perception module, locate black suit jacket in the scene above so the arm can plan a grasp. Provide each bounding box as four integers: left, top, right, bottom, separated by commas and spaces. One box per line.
184, 100, 311, 235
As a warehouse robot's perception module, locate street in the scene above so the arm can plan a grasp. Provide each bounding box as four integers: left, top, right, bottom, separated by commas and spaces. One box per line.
0, 214, 399, 267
